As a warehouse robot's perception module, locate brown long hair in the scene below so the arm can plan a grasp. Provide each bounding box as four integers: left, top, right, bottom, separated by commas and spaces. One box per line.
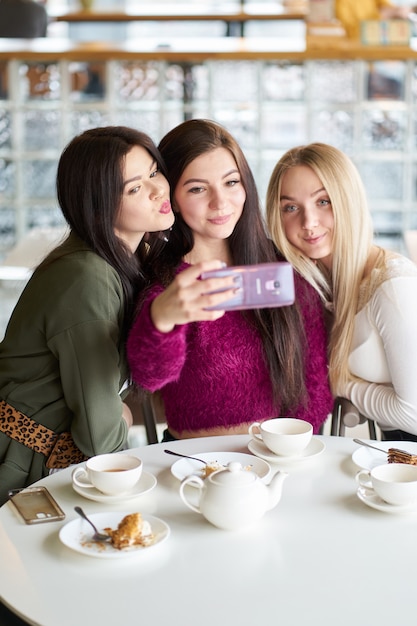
54, 126, 166, 334
56, 126, 168, 337
153, 118, 307, 411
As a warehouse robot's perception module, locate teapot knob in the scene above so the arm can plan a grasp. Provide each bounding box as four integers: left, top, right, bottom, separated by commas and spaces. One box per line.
227, 462, 242, 473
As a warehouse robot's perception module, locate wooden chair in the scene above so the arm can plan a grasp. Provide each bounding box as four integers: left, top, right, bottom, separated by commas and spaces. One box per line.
129, 391, 380, 444
124, 388, 166, 445
331, 396, 378, 439
141, 394, 160, 445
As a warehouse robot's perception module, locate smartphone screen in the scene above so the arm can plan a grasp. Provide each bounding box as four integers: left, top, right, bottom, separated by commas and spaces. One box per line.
8, 487, 66, 524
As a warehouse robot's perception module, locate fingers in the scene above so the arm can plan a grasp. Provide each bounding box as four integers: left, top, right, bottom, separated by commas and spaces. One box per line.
173, 260, 225, 288
150, 261, 237, 333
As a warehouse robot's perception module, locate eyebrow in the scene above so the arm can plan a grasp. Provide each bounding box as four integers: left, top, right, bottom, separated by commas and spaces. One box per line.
182, 168, 239, 186
123, 159, 156, 187
280, 186, 326, 201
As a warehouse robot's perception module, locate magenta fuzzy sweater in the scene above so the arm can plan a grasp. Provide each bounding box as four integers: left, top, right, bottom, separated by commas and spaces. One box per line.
127, 265, 333, 435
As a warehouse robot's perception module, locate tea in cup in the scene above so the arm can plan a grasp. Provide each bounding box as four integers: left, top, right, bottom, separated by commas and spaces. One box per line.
248, 418, 313, 457
356, 463, 417, 507
72, 454, 142, 495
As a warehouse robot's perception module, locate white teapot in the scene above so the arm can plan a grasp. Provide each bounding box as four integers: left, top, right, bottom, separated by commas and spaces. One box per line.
179, 461, 288, 530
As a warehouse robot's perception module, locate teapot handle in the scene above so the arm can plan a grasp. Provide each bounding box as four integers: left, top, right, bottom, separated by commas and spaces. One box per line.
179, 475, 204, 514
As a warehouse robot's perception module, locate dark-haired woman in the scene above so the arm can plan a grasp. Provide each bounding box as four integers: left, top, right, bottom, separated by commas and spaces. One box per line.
0, 126, 174, 503
127, 119, 333, 441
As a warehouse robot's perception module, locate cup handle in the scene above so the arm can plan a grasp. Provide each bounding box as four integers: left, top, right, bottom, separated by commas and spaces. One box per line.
179, 476, 204, 514
248, 421, 263, 441
71, 467, 94, 489
355, 469, 373, 490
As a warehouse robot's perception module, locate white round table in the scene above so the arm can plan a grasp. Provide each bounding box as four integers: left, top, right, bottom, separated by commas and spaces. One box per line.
0, 435, 415, 626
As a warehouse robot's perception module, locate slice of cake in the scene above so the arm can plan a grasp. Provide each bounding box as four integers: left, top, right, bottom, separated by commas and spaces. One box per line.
104, 513, 154, 550
388, 448, 417, 465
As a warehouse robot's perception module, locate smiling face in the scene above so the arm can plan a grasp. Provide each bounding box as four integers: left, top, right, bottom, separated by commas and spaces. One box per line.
173, 147, 246, 259
279, 164, 334, 270
114, 145, 174, 252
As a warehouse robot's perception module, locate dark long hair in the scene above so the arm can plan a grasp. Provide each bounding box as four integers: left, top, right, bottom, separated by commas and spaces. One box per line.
155, 118, 307, 411
56, 126, 168, 337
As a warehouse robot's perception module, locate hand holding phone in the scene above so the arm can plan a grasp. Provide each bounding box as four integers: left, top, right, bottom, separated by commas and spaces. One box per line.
201, 262, 295, 311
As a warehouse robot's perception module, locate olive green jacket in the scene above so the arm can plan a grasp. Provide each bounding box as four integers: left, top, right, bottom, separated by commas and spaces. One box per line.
0, 233, 129, 503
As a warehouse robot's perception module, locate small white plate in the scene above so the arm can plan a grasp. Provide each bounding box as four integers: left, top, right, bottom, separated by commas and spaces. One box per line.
247, 437, 325, 464
352, 441, 417, 470
72, 471, 157, 503
356, 486, 417, 514
59, 512, 170, 558
170, 451, 271, 482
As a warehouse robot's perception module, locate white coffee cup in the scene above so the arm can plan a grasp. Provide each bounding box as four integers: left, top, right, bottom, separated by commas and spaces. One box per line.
248, 418, 313, 457
356, 463, 417, 507
72, 454, 142, 495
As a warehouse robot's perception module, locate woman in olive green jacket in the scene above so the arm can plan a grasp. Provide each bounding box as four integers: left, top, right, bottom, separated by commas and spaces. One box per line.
0, 126, 174, 504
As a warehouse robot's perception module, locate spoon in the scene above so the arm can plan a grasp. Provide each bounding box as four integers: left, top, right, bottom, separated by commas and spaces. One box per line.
74, 506, 110, 542
353, 439, 389, 454
353, 439, 413, 459
164, 449, 208, 465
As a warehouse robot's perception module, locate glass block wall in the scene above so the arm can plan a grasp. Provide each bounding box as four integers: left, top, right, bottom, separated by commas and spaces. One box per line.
1, 56, 416, 258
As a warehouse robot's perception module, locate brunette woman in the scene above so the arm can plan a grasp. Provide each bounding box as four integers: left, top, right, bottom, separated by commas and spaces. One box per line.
127, 119, 333, 440
0, 126, 174, 503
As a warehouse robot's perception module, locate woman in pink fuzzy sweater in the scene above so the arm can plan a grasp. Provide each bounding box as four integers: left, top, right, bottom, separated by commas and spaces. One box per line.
127, 120, 333, 440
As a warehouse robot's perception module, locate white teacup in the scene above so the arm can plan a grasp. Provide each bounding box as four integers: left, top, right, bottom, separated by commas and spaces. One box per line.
356, 463, 417, 507
248, 418, 313, 457
72, 454, 142, 496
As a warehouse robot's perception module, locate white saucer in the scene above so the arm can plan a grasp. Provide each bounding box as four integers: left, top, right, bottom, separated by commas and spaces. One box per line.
247, 437, 325, 464
72, 471, 157, 503
59, 512, 170, 559
356, 486, 417, 514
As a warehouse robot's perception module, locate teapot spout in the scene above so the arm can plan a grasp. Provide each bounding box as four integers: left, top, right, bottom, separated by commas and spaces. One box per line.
266, 470, 289, 510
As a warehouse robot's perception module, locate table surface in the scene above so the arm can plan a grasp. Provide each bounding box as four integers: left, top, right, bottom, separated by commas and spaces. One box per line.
0, 434, 415, 626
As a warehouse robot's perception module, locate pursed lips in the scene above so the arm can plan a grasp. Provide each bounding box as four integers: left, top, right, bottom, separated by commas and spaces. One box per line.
159, 200, 172, 214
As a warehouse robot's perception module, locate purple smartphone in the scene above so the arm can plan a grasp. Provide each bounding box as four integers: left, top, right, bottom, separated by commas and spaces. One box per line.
201, 262, 295, 311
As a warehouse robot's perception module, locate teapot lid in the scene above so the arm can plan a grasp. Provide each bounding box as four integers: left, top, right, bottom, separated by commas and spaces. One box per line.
209, 461, 257, 486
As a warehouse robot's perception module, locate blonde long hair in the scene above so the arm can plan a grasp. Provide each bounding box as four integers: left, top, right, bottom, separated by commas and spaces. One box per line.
266, 143, 374, 391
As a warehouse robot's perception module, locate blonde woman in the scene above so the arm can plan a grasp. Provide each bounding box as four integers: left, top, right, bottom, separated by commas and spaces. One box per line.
266, 142, 417, 441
